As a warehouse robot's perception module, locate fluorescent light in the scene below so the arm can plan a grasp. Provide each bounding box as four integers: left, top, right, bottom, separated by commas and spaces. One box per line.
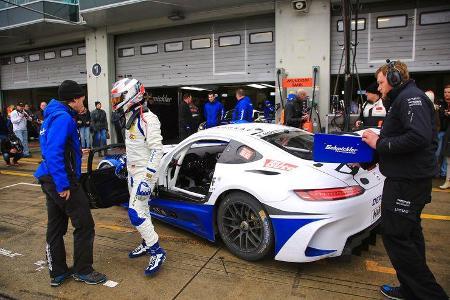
247, 84, 267, 89
221, 94, 228, 97
180, 86, 206, 91
270, 92, 275, 96
261, 83, 276, 88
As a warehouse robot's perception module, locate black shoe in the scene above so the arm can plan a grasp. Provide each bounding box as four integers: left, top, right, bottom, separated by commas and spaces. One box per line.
50, 270, 73, 287
73, 271, 107, 285
380, 285, 404, 300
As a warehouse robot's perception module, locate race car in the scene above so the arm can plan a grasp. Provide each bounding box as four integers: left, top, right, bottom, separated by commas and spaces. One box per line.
81, 123, 384, 263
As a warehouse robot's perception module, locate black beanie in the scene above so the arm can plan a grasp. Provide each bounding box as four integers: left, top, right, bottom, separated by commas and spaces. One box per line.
58, 80, 85, 102
366, 82, 380, 95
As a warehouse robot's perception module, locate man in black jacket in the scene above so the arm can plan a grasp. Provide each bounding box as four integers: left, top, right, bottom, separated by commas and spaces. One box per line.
179, 93, 195, 140
363, 61, 448, 300
284, 89, 308, 128
90, 101, 108, 156
1, 133, 23, 166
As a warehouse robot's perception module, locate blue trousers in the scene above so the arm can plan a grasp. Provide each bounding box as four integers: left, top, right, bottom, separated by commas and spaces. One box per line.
14, 130, 29, 156
79, 126, 91, 149
94, 129, 107, 148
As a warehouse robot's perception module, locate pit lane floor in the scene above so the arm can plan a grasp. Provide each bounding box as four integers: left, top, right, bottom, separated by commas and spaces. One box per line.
0, 151, 448, 299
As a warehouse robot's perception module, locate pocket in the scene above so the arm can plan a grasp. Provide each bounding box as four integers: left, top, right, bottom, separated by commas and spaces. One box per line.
381, 180, 424, 222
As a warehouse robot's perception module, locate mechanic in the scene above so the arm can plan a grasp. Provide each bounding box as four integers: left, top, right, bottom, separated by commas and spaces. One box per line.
204, 91, 224, 128
355, 82, 387, 129
284, 89, 308, 128
111, 78, 166, 276
232, 88, 253, 123
34, 80, 107, 286
263, 100, 275, 123
179, 93, 195, 139
362, 61, 448, 300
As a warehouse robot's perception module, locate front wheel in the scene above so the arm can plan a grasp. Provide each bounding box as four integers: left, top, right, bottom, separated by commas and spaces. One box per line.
217, 192, 274, 261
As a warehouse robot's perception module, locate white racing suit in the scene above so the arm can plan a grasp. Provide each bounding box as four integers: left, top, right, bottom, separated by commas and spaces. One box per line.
125, 108, 163, 247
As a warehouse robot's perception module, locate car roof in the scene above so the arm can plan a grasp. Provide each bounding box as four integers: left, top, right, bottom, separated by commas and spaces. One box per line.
195, 123, 304, 140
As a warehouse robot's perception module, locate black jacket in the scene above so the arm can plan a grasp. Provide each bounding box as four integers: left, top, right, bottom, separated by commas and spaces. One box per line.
376, 80, 437, 179
1, 134, 23, 154
90, 108, 107, 131
284, 100, 306, 127
437, 99, 450, 133
179, 101, 195, 137
75, 110, 90, 128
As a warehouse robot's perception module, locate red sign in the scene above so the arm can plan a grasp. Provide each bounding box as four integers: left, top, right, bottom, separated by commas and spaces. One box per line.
282, 77, 313, 88
264, 159, 298, 171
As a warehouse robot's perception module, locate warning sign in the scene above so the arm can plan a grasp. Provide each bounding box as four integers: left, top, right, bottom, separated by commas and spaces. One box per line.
282, 77, 313, 88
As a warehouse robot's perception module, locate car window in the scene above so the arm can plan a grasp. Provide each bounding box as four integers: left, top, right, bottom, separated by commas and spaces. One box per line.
262, 131, 313, 160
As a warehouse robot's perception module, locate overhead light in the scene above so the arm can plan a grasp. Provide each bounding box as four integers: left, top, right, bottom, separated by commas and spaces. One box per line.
270, 92, 275, 96
180, 86, 206, 91
247, 84, 267, 89
168, 11, 185, 21
221, 94, 228, 97
261, 83, 276, 88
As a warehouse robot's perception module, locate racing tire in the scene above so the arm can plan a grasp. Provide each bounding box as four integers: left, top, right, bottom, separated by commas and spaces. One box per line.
217, 191, 274, 261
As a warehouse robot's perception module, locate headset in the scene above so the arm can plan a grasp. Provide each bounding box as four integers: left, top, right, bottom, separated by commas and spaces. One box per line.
386, 59, 402, 87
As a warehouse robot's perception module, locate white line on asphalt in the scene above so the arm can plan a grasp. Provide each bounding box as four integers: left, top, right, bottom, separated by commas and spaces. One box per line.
0, 182, 40, 190
0, 248, 23, 258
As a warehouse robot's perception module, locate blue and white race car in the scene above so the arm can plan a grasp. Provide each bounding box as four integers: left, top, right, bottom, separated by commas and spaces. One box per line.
81, 123, 383, 263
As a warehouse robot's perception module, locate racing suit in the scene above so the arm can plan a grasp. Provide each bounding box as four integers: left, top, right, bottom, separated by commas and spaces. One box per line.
125, 107, 163, 247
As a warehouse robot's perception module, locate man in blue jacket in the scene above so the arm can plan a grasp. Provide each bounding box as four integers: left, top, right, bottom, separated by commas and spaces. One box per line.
34, 80, 107, 287
204, 92, 224, 128
232, 88, 253, 123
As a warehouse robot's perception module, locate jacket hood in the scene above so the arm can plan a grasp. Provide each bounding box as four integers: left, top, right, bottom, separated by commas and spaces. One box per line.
44, 99, 76, 119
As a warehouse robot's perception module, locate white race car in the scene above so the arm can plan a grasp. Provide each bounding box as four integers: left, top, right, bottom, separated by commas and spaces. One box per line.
82, 123, 384, 263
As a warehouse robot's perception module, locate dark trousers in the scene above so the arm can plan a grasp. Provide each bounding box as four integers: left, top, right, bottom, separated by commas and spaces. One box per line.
381, 178, 448, 300
40, 177, 95, 278
2, 152, 22, 164
114, 123, 124, 144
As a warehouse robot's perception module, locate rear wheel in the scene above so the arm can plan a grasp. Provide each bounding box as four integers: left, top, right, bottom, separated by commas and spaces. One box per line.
217, 191, 273, 261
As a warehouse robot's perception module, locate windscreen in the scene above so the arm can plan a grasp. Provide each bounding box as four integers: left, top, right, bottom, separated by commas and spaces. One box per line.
262, 130, 313, 160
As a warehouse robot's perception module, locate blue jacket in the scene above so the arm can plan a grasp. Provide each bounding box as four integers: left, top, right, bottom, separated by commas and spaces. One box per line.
232, 96, 253, 123
34, 99, 82, 192
204, 100, 224, 128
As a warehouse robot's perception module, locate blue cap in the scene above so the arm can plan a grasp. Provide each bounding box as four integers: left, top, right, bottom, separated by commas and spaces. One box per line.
287, 94, 296, 101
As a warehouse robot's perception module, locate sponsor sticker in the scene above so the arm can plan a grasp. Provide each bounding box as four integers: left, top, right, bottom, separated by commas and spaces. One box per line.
264, 159, 298, 171
238, 146, 255, 160
324, 144, 358, 154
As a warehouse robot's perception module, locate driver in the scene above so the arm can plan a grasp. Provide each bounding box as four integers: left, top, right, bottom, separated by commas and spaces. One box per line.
110, 78, 166, 276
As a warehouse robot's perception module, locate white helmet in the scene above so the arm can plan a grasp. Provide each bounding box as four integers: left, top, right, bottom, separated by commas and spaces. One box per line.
111, 78, 146, 112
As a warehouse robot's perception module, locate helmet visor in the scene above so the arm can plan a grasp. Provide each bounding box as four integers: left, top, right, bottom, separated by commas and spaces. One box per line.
111, 95, 123, 109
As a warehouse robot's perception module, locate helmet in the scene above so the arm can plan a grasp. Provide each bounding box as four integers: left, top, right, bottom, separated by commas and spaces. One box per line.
287, 93, 296, 101
111, 78, 146, 112
264, 100, 271, 106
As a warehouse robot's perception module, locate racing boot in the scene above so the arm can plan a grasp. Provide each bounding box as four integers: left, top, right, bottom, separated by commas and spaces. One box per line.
144, 242, 166, 276
129, 239, 150, 258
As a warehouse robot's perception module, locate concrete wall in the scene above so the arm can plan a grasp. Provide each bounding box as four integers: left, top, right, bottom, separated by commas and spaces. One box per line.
275, 0, 331, 127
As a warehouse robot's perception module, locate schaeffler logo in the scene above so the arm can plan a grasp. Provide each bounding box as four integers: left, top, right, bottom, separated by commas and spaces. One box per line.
325, 144, 357, 154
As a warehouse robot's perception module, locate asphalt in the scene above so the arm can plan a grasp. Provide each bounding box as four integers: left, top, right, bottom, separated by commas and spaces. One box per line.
0, 142, 449, 300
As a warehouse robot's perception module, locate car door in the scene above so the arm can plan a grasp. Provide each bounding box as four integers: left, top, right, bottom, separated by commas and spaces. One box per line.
80, 144, 129, 209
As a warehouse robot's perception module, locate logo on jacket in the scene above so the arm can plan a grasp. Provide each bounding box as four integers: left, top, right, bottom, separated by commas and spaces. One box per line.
40, 128, 46, 135
325, 144, 357, 154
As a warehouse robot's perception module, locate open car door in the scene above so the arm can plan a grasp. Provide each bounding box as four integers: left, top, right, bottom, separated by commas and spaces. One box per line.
80, 144, 129, 209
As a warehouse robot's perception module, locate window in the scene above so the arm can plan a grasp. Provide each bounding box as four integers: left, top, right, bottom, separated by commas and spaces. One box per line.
249, 32, 273, 44
1, 57, 11, 65
165, 41, 183, 52
377, 15, 408, 29
420, 10, 450, 26
118, 47, 135, 57
60, 48, 73, 58
262, 130, 313, 160
14, 56, 25, 64
29, 53, 40, 62
218, 35, 241, 47
337, 18, 366, 32
190, 38, 211, 50
44, 51, 56, 60
77, 46, 86, 55
141, 44, 158, 55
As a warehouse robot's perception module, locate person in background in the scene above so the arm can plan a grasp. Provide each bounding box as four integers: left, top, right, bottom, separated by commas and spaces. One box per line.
232, 88, 253, 123
1, 132, 23, 166
439, 84, 450, 189
34, 80, 107, 286
0, 110, 8, 141
36, 101, 48, 125
90, 101, 108, 156
10, 102, 32, 157
76, 106, 91, 149
204, 92, 224, 129
189, 98, 200, 131
362, 61, 448, 300
436, 85, 450, 179
179, 93, 195, 140
425, 91, 441, 136
263, 100, 275, 123
111, 110, 125, 144
284, 89, 308, 128
355, 82, 387, 129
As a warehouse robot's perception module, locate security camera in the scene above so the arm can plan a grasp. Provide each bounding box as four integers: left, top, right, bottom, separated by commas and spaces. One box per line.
292, 0, 309, 12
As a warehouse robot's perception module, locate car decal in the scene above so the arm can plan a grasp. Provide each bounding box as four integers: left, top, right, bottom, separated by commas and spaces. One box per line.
264, 159, 298, 171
